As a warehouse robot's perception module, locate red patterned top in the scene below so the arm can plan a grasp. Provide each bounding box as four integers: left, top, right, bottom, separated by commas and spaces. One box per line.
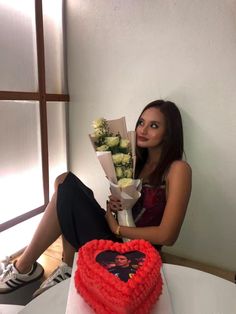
132, 183, 166, 227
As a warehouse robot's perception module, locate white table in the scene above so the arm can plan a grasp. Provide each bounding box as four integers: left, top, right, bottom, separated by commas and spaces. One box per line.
163, 264, 236, 314
0, 304, 24, 314
19, 264, 236, 314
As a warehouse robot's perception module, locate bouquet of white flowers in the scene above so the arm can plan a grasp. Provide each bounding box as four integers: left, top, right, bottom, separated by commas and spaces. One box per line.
89, 117, 142, 242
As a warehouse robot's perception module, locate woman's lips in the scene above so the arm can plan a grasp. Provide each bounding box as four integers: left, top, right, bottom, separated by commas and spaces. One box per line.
137, 136, 148, 141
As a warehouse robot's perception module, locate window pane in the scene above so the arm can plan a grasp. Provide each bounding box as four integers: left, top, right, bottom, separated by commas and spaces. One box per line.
0, 213, 43, 261
42, 0, 68, 94
47, 101, 68, 197
0, 0, 38, 91
0, 101, 44, 223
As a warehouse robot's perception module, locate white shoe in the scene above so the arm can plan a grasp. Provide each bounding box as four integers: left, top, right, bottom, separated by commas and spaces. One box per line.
33, 262, 72, 298
0, 261, 44, 293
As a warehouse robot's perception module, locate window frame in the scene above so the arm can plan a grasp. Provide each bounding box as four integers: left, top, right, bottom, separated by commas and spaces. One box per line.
0, 0, 69, 232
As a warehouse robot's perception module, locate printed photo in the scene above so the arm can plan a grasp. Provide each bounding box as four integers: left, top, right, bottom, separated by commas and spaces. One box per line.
96, 250, 146, 282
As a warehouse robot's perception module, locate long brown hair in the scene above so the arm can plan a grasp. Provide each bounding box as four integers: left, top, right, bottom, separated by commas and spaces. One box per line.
135, 100, 184, 185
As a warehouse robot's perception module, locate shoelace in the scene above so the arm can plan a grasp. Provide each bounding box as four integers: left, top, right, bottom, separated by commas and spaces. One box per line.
0, 256, 10, 274
1, 263, 16, 281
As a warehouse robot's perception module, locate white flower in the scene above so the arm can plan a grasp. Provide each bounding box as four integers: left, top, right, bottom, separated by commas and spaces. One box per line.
115, 166, 123, 179
119, 139, 130, 149
105, 136, 120, 148
96, 145, 109, 152
123, 168, 133, 178
112, 153, 124, 165
92, 118, 106, 129
93, 128, 107, 139
117, 178, 133, 188
122, 154, 131, 165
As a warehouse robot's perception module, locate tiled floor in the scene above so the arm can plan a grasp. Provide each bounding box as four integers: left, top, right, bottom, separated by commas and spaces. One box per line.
37, 237, 63, 280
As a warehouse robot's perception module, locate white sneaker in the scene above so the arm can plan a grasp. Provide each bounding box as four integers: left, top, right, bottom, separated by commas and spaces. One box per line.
0, 261, 44, 293
33, 262, 72, 298
0, 257, 10, 276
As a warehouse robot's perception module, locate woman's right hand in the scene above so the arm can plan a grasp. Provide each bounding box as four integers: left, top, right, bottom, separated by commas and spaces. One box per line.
108, 195, 122, 212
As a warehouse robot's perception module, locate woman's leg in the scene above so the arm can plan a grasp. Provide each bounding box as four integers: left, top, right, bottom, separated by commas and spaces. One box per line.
15, 173, 74, 273
62, 236, 76, 267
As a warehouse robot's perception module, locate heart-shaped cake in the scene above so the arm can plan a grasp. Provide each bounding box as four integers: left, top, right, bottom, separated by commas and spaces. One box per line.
74, 239, 163, 314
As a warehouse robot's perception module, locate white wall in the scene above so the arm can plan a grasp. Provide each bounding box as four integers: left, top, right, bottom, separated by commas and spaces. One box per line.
66, 0, 236, 271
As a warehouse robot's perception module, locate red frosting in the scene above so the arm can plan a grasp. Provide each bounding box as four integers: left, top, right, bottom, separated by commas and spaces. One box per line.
74, 239, 163, 314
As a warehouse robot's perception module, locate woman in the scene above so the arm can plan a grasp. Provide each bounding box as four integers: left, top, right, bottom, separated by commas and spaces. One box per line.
0, 100, 191, 297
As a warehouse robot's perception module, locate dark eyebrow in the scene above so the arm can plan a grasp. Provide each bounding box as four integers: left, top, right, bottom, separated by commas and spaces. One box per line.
139, 117, 161, 125
150, 120, 161, 125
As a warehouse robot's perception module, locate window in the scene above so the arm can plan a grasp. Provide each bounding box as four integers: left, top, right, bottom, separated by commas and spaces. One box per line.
0, 0, 69, 240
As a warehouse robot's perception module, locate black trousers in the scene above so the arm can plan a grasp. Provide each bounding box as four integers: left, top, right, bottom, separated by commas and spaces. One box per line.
56, 172, 120, 250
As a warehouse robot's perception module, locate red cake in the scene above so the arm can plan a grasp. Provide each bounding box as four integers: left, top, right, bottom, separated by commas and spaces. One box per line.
74, 239, 163, 314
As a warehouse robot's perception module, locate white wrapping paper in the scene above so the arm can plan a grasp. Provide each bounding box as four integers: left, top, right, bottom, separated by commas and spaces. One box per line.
89, 117, 142, 242
110, 179, 142, 242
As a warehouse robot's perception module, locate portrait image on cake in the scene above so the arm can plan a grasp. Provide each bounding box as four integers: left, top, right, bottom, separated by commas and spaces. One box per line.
96, 250, 146, 282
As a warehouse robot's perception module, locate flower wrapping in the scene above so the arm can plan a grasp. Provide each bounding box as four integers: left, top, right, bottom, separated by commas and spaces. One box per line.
89, 117, 142, 241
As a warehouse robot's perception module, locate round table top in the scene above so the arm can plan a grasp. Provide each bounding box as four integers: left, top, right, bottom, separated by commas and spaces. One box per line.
19, 263, 236, 314
0, 304, 24, 314
163, 264, 236, 314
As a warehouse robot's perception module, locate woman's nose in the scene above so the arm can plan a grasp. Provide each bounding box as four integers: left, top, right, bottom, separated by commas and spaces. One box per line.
140, 125, 148, 135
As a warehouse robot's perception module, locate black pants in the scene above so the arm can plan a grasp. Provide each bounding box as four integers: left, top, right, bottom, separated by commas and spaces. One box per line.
57, 172, 120, 250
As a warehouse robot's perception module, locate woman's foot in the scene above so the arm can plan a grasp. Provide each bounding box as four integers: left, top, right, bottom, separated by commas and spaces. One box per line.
32, 262, 72, 298
0, 261, 44, 293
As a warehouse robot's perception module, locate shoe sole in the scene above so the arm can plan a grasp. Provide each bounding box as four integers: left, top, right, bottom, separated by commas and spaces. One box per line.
32, 283, 55, 299
0, 267, 44, 294
32, 273, 71, 298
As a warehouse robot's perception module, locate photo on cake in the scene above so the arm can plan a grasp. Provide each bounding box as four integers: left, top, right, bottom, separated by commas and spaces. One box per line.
96, 250, 146, 282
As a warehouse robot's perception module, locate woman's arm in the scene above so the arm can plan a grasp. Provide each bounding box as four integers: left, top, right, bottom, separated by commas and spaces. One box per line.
106, 160, 192, 246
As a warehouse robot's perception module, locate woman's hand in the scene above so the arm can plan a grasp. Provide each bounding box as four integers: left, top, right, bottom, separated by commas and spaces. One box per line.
108, 195, 122, 212
105, 201, 119, 234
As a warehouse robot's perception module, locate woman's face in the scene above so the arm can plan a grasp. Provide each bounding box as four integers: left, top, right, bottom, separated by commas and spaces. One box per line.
136, 107, 166, 149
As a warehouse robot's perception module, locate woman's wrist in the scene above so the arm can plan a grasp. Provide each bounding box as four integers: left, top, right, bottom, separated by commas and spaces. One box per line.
114, 225, 121, 237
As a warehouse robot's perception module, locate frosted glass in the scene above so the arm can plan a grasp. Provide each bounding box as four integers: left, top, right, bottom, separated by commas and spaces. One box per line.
42, 0, 68, 94
0, 213, 43, 260
0, 101, 44, 223
0, 0, 38, 91
47, 101, 68, 197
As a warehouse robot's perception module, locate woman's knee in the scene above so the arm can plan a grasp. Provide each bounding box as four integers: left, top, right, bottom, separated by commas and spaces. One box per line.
54, 172, 69, 190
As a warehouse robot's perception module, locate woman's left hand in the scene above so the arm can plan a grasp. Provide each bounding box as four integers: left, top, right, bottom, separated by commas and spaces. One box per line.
105, 201, 119, 234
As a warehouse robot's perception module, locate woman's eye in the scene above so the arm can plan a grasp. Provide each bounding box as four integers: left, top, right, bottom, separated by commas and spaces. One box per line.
137, 119, 144, 126
151, 123, 158, 129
